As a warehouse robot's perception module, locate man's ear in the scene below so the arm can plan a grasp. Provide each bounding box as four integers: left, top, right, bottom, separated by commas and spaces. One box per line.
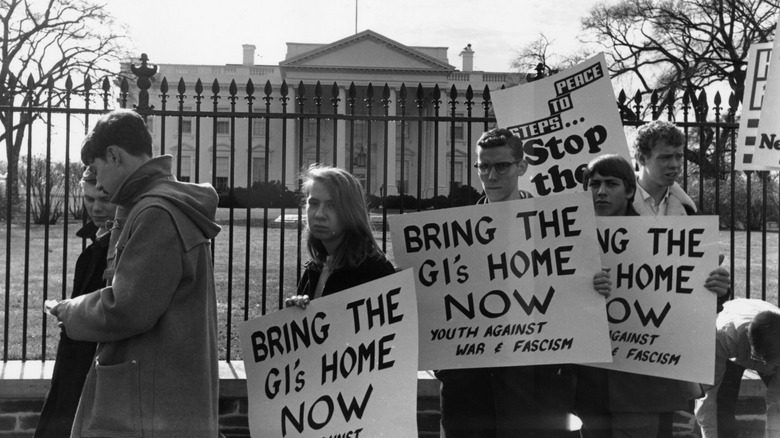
105, 145, 122, 165
516, 159, 529, 176
636, 152, 646, 166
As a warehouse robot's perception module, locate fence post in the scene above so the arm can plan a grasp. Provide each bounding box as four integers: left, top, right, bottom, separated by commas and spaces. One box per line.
130, 53, 158, 116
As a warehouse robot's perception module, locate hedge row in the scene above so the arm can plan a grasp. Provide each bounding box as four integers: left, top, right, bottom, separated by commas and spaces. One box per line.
217, 181, 482, 210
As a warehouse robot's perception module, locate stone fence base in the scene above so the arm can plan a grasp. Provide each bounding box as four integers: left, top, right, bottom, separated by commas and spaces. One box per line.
0, 362, 766, 437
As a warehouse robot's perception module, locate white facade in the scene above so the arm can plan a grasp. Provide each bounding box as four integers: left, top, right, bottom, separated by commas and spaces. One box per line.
123, 30, 523, 196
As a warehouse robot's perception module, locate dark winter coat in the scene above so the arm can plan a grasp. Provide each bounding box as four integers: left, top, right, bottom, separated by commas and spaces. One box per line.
296, 251, 396, 298
34, 222, 108, 438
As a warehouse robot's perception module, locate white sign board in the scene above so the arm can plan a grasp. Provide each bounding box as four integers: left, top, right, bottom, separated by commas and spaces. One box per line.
590, 216, 718, 384
239, 270, 419, 438
491, 53, 632, 196
390, 193, 612, 370
736, 41, 775, 170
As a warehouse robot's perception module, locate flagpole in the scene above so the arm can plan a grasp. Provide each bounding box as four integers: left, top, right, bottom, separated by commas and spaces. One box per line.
355, 0, 358, 33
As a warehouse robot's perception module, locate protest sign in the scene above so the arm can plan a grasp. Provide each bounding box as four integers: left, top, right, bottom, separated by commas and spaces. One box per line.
736, 41, 776, 170
589, 216, 718, 384
238, 270, 418, 438
390, 192, 611, 370
491, 53, 631, 197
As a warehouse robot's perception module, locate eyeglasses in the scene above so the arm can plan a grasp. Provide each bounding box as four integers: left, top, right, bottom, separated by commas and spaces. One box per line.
473, 161, 519, 175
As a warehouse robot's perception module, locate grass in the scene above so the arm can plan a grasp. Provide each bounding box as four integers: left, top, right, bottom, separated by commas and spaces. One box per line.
719, 228, 779, 303
0, 212, 776, 362
0, 211, 308, 361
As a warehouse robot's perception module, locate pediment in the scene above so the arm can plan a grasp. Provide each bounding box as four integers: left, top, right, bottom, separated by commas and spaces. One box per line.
281, 30, 454, 72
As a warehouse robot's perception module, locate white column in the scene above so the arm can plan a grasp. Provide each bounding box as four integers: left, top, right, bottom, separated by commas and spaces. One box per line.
285, 87, 298, 191
437, 119, 449, 195
335, 87, 347, 169
385, 88, 398, 195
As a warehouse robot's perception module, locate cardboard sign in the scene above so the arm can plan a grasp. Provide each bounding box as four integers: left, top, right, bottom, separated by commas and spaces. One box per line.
589, 216, 718, 384
491, 53, 632, 196
390, 192, 612, 370
736, 41, 776, 170
239, 270, 418, 438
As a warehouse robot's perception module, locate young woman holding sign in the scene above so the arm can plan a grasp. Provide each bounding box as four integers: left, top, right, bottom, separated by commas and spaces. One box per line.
286, 164, 395, 307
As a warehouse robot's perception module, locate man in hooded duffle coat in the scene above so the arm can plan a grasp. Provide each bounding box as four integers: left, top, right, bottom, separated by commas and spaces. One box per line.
50, 109, 221, 438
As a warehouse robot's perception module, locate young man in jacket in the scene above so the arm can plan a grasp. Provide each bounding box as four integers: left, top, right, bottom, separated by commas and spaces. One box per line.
578, 148, 729, 437
49, 109, 221, 438
436, 128, 577, 438
628, 121, 731, 437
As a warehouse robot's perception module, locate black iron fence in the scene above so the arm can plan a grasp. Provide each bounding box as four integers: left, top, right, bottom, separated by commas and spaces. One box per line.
1, 57, 777, 362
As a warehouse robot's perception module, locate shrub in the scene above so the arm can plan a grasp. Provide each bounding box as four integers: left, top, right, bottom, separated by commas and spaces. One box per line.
218, 180, 301, 208
380, 194, 419, 210
368, 185, 482, 211
449, 184, 481, 207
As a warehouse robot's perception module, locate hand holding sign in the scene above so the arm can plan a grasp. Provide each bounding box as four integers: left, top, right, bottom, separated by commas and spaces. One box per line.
239, 270, 418, 438
391, 192, 612, 370
593, 216, 718, 384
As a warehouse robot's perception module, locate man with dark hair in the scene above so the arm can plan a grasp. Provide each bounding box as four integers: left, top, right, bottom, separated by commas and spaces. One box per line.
80, 108, 153, 163
472, 127, 532, 203
695, 299, 780, 438
583, 153, 639, 217
49, 109, 221, 438
578, 153, 730, 437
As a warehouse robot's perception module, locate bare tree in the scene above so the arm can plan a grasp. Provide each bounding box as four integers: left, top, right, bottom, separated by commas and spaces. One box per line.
511, 33, 593, 81
18, 155, 66, 224
582, 0, 778, 103
0, 0, 125, 205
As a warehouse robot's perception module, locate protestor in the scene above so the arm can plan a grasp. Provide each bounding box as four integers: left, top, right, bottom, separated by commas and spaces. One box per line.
437, 128, 600, 438
694, 298, 780, 438
633, 121, 733, 436
35, 166, 114, 438
631, 121, 730, 296
575, 153, 730, 438
632, 120, 698, 216
285, 164, 395, 308
47, 109, 221, 438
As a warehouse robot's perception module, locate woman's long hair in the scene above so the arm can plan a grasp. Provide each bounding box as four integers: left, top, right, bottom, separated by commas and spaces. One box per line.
301, 164, 382, 270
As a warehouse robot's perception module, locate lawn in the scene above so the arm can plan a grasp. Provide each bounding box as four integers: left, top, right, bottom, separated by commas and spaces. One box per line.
1, 213, 777, 361
0, 210, 307, 361
719, 228, 779, 303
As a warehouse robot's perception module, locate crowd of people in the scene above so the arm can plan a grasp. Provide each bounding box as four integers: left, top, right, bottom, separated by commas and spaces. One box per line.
39, 109, 780, 438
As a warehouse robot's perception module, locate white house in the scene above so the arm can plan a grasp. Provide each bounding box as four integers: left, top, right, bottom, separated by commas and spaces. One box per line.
123, 30, 524, 197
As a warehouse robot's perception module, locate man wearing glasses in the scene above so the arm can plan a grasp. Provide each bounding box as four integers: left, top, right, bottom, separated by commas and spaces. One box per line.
695, 298, 780, 438
471, 128, 533, 204
436, 128, 577, 438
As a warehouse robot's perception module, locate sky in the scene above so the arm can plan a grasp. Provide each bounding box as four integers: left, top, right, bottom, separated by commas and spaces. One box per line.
105, 0, 607, 73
